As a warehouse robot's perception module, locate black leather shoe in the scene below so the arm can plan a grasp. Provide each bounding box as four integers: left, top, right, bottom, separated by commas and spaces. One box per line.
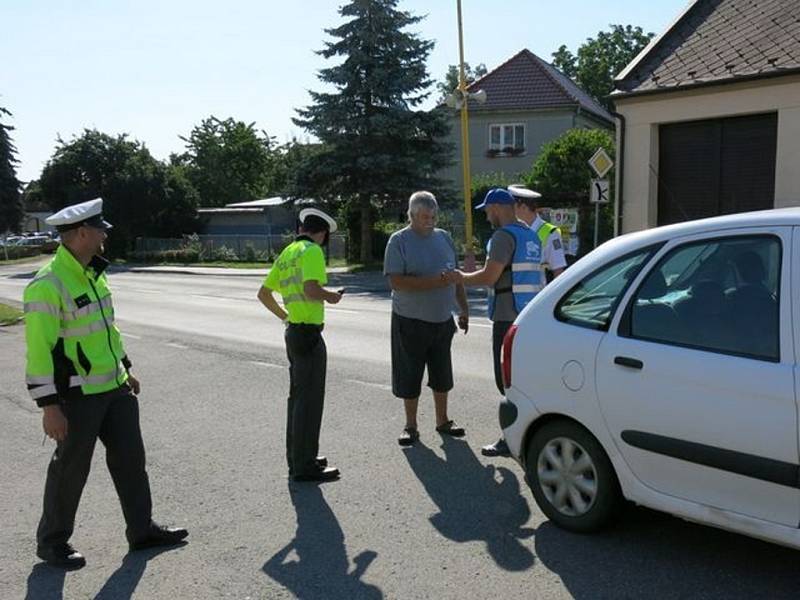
292, 466, 340, 482
481, 438, 511, 457
288, 456, 329, 477
129, 523, 188, 552
37, 543, 86, 570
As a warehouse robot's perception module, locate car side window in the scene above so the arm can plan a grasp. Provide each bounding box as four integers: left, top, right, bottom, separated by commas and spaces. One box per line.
555, 247, 656, 330
624, 235, 781, 361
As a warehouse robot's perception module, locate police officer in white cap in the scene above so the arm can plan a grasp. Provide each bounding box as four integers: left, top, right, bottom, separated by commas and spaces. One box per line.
258, 207, 343, 482
24, 198, 187, 569
508, 185, 567, 280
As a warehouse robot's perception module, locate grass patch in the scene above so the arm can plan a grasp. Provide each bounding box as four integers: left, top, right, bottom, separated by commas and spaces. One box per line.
158, 261, 269, 269
0, 303, 23, 326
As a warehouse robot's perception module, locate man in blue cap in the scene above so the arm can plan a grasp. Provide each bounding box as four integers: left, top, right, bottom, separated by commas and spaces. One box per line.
444, 188, 543, 456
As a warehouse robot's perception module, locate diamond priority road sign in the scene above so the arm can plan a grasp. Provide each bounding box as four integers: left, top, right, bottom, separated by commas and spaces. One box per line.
588, 147, 613, 178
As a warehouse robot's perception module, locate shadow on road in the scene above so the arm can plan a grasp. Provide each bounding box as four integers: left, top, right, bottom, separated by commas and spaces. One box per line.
93, 543, 187, 600
25, 563, 66, 600
24, 543, 188, 600
403, 437, 535, 571
262, 483, 383, 599
535, 505, 800, 598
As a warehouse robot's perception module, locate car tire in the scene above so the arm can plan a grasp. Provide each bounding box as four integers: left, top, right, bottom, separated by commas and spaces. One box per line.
525, 420, 621, 533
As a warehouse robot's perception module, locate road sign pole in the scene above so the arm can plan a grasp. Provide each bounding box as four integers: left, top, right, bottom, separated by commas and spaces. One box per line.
593, 202, 600, 249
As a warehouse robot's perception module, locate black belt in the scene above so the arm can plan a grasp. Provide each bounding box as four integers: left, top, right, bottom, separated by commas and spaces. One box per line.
287, 323, 324, 332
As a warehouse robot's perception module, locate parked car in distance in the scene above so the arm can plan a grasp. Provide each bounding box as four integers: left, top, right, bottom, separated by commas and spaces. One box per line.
501, 207, 800, 549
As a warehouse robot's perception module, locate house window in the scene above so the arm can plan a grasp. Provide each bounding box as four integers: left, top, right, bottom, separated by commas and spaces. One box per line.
488, 123, 525, 155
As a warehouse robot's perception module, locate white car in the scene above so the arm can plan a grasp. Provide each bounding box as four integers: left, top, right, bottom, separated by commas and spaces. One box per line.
501, 208, 800, 549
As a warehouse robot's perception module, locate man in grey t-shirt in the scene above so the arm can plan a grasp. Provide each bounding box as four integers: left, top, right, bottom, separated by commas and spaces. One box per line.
383, 191, 469, 446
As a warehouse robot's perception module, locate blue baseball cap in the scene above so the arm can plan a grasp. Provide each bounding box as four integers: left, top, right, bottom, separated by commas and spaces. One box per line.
475, 188, 514, 210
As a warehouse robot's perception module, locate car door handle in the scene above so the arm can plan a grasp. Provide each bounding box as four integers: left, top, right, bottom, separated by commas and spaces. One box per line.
614, 356, 643, 370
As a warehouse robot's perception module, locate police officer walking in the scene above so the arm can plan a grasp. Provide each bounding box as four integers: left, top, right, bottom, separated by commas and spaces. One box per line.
445, 189, 543, 457
258, 208, 342, 482
25, 198, 188, 570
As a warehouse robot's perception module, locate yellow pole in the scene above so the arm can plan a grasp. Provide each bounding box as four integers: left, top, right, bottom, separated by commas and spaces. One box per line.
456, 0, 475, 270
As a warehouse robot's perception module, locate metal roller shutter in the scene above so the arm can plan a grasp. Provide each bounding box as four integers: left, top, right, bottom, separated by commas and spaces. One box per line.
658, 113, 777, 225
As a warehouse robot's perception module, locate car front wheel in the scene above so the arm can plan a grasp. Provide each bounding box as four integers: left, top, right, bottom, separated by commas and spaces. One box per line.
526, 420, 621, 533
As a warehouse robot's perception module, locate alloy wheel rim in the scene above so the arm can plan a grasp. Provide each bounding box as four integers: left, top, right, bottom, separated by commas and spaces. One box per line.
537, 436, 598, 517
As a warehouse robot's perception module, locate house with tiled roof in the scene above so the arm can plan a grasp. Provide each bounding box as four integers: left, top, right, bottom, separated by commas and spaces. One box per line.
612, 0, 800, 233
440, 49, 613, 193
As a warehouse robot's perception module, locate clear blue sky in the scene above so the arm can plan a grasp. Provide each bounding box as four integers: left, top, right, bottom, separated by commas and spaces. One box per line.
1, 0, 689, 183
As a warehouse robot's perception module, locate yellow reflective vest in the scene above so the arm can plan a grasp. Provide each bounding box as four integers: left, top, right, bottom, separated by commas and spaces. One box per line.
265, 238, 327, 325
24, 245, 129, 406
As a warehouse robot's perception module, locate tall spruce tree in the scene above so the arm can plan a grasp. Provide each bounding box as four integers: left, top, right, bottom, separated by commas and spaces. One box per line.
294, 0, 452, 262
0, 107, 24, 234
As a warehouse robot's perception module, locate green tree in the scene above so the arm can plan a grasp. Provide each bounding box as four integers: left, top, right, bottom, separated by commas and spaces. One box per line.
526, 128, 615, 252
269, 138, 325, 198
178, 116, 278, 207
436, 62, 487, 103
38, 129, 199, 256
0, 107, 24, 234
294, 0, 453, 262
552, 24, 654, 110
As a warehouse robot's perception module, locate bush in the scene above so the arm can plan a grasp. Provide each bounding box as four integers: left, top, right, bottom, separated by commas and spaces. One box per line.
1, 245, 40, 259
128, 249, 200, 263
526, 128, 616, 254
207, 245, 238, 262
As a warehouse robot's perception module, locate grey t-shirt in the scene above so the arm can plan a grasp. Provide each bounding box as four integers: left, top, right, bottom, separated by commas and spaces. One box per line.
487, 229, 517, 322
383, 226, 458, 323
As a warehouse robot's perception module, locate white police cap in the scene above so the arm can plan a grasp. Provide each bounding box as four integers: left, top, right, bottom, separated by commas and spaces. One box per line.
507, 184, 542, 200
299, 207, 337, 233
45, 198, 113, 231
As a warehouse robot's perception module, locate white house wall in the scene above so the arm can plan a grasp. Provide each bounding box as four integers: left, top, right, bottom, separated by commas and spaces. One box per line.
615, 74, 800, 232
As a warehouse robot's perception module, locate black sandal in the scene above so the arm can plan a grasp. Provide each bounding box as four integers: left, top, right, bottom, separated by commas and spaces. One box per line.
435, 420, 466, 437
398, 427, 420, 446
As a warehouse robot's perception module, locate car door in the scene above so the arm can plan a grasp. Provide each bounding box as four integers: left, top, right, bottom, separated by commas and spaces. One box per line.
596, 227, 799, 526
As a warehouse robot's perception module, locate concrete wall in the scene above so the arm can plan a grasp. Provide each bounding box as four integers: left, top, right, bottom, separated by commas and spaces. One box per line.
442, 109, 581, 193
615, 75, 800, 233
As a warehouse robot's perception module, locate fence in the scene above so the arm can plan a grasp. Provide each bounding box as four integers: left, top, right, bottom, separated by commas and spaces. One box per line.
134, 234, 347, 261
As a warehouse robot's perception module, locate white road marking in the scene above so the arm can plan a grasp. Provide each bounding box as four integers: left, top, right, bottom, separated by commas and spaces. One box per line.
327, 308, 359, 314
165, 342, 188, 349
130, 288, 161, 294
249, 360, 283, 369
191, 294, 226, 301
121, 333, 142, 339
346, 379, 392, 391
470, 322, 492, 329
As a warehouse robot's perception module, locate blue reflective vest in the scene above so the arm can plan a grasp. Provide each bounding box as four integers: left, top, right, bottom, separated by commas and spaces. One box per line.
487, 222, 543, 320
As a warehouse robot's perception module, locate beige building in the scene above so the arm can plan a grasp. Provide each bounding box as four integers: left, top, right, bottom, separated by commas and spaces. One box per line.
442, 49, 613, 193
612, 0, 800, 234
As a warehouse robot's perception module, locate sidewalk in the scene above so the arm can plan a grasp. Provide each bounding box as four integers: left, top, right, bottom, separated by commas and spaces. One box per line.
116, 264, 356, 277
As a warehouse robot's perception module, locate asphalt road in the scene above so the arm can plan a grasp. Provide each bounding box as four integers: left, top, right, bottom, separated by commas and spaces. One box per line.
1, 259, 799, 599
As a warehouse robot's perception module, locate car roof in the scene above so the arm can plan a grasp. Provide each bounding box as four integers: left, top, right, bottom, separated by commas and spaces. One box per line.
600, 207, 800, 256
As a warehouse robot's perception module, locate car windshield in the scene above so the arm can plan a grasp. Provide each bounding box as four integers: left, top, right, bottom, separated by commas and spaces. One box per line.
556, 246, 658, 330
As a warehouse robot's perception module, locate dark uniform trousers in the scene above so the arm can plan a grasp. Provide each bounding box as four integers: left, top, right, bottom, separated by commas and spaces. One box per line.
37, 384, 153, 550
284, 323, 327, 476
492, 321, 514, 396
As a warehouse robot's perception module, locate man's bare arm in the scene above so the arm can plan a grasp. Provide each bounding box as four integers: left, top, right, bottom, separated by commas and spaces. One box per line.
257, 285, 288, 321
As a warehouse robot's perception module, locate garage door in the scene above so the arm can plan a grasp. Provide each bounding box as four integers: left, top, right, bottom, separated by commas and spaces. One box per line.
658, 113, 777, 226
